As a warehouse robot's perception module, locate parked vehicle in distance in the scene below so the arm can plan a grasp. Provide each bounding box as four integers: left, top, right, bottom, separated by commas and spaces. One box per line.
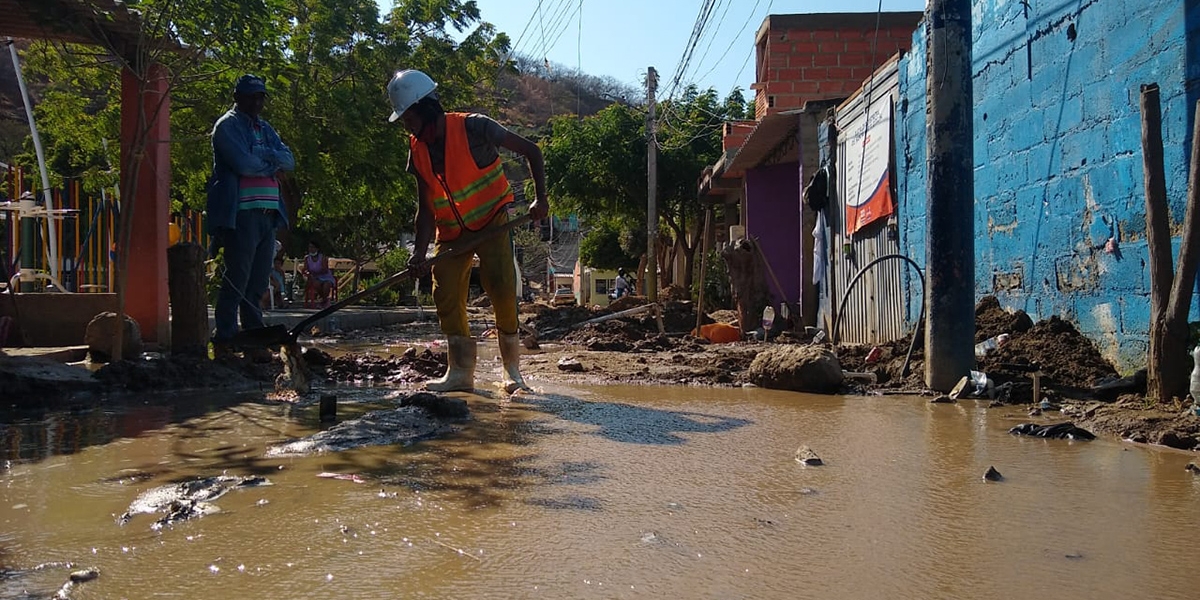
553, 287, 577, 306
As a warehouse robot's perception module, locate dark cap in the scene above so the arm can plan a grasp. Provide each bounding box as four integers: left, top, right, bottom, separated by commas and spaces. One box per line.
234, 74, 267, 95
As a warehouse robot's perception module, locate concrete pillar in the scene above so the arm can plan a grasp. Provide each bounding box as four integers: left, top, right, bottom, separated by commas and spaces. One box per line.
120, 63, 171, 345
924, 0, 975, 391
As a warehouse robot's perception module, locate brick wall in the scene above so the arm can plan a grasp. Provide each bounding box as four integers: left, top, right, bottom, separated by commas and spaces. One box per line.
895, 0, 1200, 372
755, 13, 922, 119
722, 120, 757, 152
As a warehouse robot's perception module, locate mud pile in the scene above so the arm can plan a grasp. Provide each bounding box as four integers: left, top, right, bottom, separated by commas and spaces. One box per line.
323, 347, 447, 385
94, 355, 274, 392
523, 297, 701, 343
837, 296, 1120, 399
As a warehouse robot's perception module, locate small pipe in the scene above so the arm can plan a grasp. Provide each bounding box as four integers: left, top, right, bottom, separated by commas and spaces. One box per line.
833, 253, 926, 378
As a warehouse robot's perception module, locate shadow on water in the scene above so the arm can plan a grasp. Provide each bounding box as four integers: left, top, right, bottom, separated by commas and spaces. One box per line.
305, 393, 586, 511
520, 391, 754, 445
0, 390, 285, 465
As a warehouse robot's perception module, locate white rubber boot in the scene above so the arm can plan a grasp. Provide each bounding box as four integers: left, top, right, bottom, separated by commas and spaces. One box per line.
425, 335, 477, 392
499, 332, 531, 394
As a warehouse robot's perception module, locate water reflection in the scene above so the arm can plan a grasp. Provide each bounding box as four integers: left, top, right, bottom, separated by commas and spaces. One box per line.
0, 383, 1198, 600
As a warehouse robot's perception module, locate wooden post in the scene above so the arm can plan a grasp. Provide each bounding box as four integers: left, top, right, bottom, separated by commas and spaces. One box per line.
167, 242, 208, 356
646, 66, 659, 302
694, 207, 712, 336
1145, 87, 1200, 400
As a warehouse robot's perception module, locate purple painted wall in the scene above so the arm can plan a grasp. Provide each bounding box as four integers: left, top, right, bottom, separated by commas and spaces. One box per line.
744, 161, 803, 308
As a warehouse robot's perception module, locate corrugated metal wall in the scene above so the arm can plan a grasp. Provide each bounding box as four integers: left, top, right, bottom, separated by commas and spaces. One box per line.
823, 58, 912, 345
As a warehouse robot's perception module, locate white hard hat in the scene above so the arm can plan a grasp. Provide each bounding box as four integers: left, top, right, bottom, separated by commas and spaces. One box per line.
387, 70, 437, 122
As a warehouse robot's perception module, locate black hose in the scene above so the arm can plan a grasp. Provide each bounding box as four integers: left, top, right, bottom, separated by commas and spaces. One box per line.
832, 253, 926, 378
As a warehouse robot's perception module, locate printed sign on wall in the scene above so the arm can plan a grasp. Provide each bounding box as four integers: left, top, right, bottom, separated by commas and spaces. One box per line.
842, 97, 894, 235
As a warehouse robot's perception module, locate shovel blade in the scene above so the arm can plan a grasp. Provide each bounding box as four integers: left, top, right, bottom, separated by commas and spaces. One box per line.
232, 324, 293, 348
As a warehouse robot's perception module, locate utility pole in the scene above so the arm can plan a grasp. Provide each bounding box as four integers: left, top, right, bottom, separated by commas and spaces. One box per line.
924, 0, 975, 391
646, 66, 658, 302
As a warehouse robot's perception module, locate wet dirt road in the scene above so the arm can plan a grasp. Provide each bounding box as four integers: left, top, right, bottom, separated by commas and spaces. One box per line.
1, 383, 1199, 599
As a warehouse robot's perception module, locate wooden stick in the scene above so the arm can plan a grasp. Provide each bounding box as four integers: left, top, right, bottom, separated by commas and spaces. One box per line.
751, 236, 796, 324
694, 207, 712, 336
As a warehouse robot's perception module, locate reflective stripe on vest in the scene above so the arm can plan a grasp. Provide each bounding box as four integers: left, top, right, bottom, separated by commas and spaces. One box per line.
410, 113, 514, 241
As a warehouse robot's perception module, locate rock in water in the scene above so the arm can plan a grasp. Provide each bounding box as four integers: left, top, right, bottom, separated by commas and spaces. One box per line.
795, 446, 823, 466
983, 466, 1003, 481
557, 357, 585, 372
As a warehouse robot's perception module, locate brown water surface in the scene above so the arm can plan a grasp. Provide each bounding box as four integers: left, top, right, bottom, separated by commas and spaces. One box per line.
1, 384, 1198, 599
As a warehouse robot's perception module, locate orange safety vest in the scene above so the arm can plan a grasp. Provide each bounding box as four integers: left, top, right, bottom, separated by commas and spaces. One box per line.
409, 113, 514, 241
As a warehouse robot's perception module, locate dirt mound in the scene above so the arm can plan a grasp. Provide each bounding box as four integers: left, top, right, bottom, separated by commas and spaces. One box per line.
660, 284, 692, 303
836, 296, 1117, 397
975, 296, 1033, 341
608, 295, 649, 312
324, 348, 447, 384
523, 298, 699, 342
94, 355, 268, 392
980, 315, 1117, 387
708, 310, 740, 326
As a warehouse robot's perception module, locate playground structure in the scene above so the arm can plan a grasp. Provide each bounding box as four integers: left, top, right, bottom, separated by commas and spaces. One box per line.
2, 164, 208, 296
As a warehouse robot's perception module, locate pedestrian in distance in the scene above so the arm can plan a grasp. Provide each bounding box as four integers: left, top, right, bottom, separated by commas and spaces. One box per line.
388, 69, 549, 393
301, 241, 338, 308
613, 268, 630, 299
207, 74, 295, 361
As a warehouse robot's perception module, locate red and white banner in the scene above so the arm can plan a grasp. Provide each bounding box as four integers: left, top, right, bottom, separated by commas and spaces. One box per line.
842, 98, 894, 235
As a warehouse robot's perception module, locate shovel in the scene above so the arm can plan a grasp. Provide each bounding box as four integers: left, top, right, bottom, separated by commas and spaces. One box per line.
233, 214, 532, 348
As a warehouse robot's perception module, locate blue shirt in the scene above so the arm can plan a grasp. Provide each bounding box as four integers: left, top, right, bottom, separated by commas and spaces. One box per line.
206, 107, 295, 230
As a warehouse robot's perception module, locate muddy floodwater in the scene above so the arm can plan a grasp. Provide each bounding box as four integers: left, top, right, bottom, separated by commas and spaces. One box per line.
2, 382, 1199, 599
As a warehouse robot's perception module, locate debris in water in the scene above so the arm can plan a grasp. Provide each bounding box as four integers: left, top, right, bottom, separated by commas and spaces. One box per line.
277, 342, 311, 394
69, 568, 99, 583
316, 473, 366, 484
1008, 422, 1095, 440
983, 466, 1004, 481
795, 446, 823, 466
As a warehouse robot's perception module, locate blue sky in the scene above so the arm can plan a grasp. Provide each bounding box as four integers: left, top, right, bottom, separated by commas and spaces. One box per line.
379, 0, 927, 99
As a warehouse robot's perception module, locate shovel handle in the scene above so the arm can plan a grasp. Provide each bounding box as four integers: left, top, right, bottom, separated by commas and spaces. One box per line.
287, 213, 533, 337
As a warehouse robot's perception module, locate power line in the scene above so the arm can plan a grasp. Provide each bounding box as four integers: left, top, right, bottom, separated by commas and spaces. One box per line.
684, 0, 735, 86
693, 0, 765, 90
663, 0, 719, 100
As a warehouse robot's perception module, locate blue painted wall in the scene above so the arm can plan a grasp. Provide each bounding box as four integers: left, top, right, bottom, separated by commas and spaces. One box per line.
895, 0, 1200, 372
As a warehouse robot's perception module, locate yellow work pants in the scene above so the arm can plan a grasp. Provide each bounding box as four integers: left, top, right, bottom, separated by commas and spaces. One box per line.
432, 212, 519, 337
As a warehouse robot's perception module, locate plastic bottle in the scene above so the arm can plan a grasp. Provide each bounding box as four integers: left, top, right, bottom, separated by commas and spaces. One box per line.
974, 333, 1010, 358
762, 306, 775, 331
1189, 345, 1200, 403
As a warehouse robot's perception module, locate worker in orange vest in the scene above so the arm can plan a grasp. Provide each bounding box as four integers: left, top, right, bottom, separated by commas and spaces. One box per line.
388, 69, 549, 394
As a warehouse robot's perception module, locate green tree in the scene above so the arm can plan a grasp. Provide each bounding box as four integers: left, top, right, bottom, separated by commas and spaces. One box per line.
21, 0, 512, 298
542, 83, 732, 291
578, 216, 639, 271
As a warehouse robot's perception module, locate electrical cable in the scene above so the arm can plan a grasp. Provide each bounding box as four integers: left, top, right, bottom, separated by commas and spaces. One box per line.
832, 253, 925, 378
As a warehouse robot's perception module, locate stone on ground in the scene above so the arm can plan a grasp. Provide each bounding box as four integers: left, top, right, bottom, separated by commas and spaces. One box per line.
85, 312, 144, 362
748, 345, 843, 393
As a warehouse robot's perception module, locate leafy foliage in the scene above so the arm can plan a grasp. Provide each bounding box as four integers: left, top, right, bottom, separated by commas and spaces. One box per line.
578, 216, 639, 271
542, 84, 740, 288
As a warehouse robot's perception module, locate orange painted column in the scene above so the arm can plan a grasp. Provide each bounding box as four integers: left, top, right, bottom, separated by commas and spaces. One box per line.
119, 64, 171, 345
